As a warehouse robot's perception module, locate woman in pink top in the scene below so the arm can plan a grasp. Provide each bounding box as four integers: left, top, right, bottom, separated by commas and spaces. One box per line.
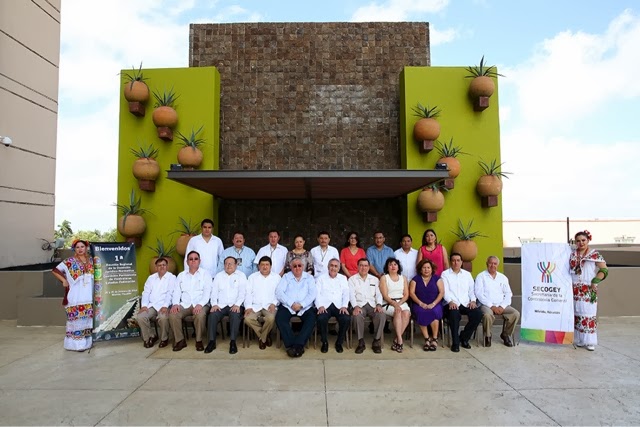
416, 228, 449, 276
340, 231, 366, 278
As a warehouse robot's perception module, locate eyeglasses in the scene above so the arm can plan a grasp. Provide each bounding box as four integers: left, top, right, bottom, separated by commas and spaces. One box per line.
188, 258, 199, 261
292, 264, 303, 268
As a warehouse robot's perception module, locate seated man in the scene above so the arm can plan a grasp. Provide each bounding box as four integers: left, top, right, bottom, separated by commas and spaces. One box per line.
206, 256, 247, 354
275, 257, 317, 357
136, 257, 176, 348
441, 252, 483, 352
169, 251, 212, 352
315, 258, 351, 353
474, 256, 520, 347
244, 256, 280, 349
348, 258, 386, 354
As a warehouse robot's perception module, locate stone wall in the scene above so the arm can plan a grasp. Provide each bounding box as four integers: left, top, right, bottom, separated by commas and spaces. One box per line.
189, 22, 430, 251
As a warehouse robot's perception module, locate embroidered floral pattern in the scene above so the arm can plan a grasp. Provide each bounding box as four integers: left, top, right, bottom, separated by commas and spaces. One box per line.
573, 283, 597, 303
65, 303, 94, 322
575, 315, 597, 334
570, 249, 604, 276
66, 328, 93, 339
63, 257, 94, 281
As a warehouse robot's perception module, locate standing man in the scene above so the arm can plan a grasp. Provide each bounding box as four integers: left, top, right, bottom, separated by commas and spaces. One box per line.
310, 231, 340, 278
348, 258, 386, 354
136, 257, 176, 348
275, 257, 317, 357
441, 252, 483, 352
315, 258, 351, 353
245, 256, 280, 349
475, 256, 520, 347
169, 251, 212, 352
366, 231, 394, 279
254, 230, 288, 276
206, 257, 247, 354
184, 218, 224, 276
217, 231, 256, 277
394, 234, 418, 281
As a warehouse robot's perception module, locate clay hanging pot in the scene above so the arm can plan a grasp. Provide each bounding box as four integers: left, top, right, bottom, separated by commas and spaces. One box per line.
468, 76, 495, 98
177, 146, 203, 169
176, 234, 194, 257
417, 187, 445, 213
149, 256, 177, 275
124, 81, 150, 103
476, 175, 503, 197
452, 240, 478, 262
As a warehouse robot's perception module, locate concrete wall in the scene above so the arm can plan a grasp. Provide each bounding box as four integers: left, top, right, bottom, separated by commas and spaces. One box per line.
0, 0, 61, 268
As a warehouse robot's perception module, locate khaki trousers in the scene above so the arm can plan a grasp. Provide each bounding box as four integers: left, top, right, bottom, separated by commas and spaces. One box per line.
480, 305, 520, 337
353, 303, 386, 341
244, 308, 276, 343
169, 305, 207, 343
136, 307, 170, 341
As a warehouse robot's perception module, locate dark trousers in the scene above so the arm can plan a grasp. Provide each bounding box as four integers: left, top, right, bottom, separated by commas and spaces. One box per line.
445, 304, 483, 346
208, 306, 242, 342
317, 304, 350, 345
276, 305, 317, 349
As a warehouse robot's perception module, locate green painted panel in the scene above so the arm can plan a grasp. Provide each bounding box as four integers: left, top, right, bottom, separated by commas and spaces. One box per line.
117, 67, 220, 290
400, 66, 504, 273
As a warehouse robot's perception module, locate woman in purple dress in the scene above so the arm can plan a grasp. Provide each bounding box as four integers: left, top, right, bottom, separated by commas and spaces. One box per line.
410, 259, 444, 351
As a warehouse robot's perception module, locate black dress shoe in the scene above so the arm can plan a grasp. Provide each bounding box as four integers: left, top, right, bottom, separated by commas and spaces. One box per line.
143, 340, 151, 348
229, 340, 238, 354
485, 336, 492, 347
372, 339, 382, 354
296, 345, 305, 357
204, 341, 216, 353
500, 332, 514, 347
286, 347, 297, 357
321, 341, 329, 353
335, 343, 344, 353
451, 344, 460, 352
172, 339, 187, 352
265, 336, 272, 347
258, 339, 267, 350
158, 340, 169, 348
460, 340, 471, 349
355, 339, 365, 354
196, 341, 204, 351
148, 336, 159, 347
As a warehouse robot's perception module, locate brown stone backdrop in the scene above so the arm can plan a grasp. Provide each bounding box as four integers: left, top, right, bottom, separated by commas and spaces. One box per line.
189, 22, 430, 251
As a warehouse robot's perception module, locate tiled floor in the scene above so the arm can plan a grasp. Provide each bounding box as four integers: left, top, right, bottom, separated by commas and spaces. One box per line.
1, 318, 639, 426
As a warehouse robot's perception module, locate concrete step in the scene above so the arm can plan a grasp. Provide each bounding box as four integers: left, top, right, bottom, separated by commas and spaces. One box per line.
18, 296, 66, 326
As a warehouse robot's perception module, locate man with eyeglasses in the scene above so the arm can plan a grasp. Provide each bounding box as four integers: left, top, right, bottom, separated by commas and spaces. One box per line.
135, 257, 176, 349
275, 257, 317, 357
169, 251, 212, 352
206, 257, 247, 354
315, 258, 350, 353
348, 258, 385, 354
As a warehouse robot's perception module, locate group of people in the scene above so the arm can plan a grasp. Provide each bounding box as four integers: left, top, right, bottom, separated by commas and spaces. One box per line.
52, 222, 608, 355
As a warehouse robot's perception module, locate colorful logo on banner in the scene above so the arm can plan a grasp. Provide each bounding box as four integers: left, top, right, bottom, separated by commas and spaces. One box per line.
536, 262, 556, 283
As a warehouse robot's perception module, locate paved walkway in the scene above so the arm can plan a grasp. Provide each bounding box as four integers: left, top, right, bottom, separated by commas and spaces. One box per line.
1, 318, 640, 426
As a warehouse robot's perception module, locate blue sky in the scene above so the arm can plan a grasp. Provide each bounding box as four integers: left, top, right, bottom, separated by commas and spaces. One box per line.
56, 0, 640, 231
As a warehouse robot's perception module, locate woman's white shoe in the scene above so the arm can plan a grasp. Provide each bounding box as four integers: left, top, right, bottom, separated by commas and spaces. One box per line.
586, 345, 595, 351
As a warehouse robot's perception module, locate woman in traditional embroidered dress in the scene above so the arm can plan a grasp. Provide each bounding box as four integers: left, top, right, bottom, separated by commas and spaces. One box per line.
570, 230, 608, 351
416, 228, 449, 276
51, 239, 94, 351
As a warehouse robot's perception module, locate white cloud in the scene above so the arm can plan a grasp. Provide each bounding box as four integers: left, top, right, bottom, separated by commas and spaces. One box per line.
350, 0, 449, 21
430, 25, 458, 46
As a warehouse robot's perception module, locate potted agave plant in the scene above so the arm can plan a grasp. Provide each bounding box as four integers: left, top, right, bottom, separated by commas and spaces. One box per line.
147, 237, 177, 274
176, 126, 205, 169
173, 217, 198, 257
115, 190, 149, 247
412, 102, 441, 153
435, 138, 468, 189
451, 219, 487, 270
417, 183, 447, 222
477, 158, 511, 207
130, 143, 160, 192
122, 62, 149, 117
465, 56, 504, 111
152, 86, 180, 141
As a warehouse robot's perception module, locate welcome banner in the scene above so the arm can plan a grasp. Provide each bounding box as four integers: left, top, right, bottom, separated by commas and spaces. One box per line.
520, 242, 573, 344
91, 242, 140, 341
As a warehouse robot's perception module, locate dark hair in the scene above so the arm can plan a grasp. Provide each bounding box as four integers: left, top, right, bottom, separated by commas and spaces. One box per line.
383, 257, 403, 275
223, 256, 237, 264
357, 257, 370, 266
268, 229, 280, 237
317, 231, 330, 238
575, 230, 592, 241
373, 230, 385, 237
450, 252, 463, 261
417, 259, 436, 274
258, 256, 272, 265
71, 239, 89, 250
344, 231, 362, 248
186, 250, 200, 260
201, 219, 214, 228
293, 234, 305, 242
232, 231, 245, 239
154, 257, 168, 265
400, 234, 412, 243
421, 229, 437, 246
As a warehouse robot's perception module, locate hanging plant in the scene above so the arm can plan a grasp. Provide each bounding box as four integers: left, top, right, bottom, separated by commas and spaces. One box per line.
152, 86, 180, 141
416, 183, 448, 222
412, 102, 441, 153
122, 62, 149, 117
147, 237, 177, 274
114, 190, 150, 247
130, 143, 160, 192
451, 219, 487, 263
173, 217, 199, 257
435, 138, 468, 180
465, 56, 504, 111
176, 126, 205, 170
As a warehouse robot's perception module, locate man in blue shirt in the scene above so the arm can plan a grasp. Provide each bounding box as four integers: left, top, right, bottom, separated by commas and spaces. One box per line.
275, 257, 317, 357
217, 231, 256, 277
366, 231, 394, 279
